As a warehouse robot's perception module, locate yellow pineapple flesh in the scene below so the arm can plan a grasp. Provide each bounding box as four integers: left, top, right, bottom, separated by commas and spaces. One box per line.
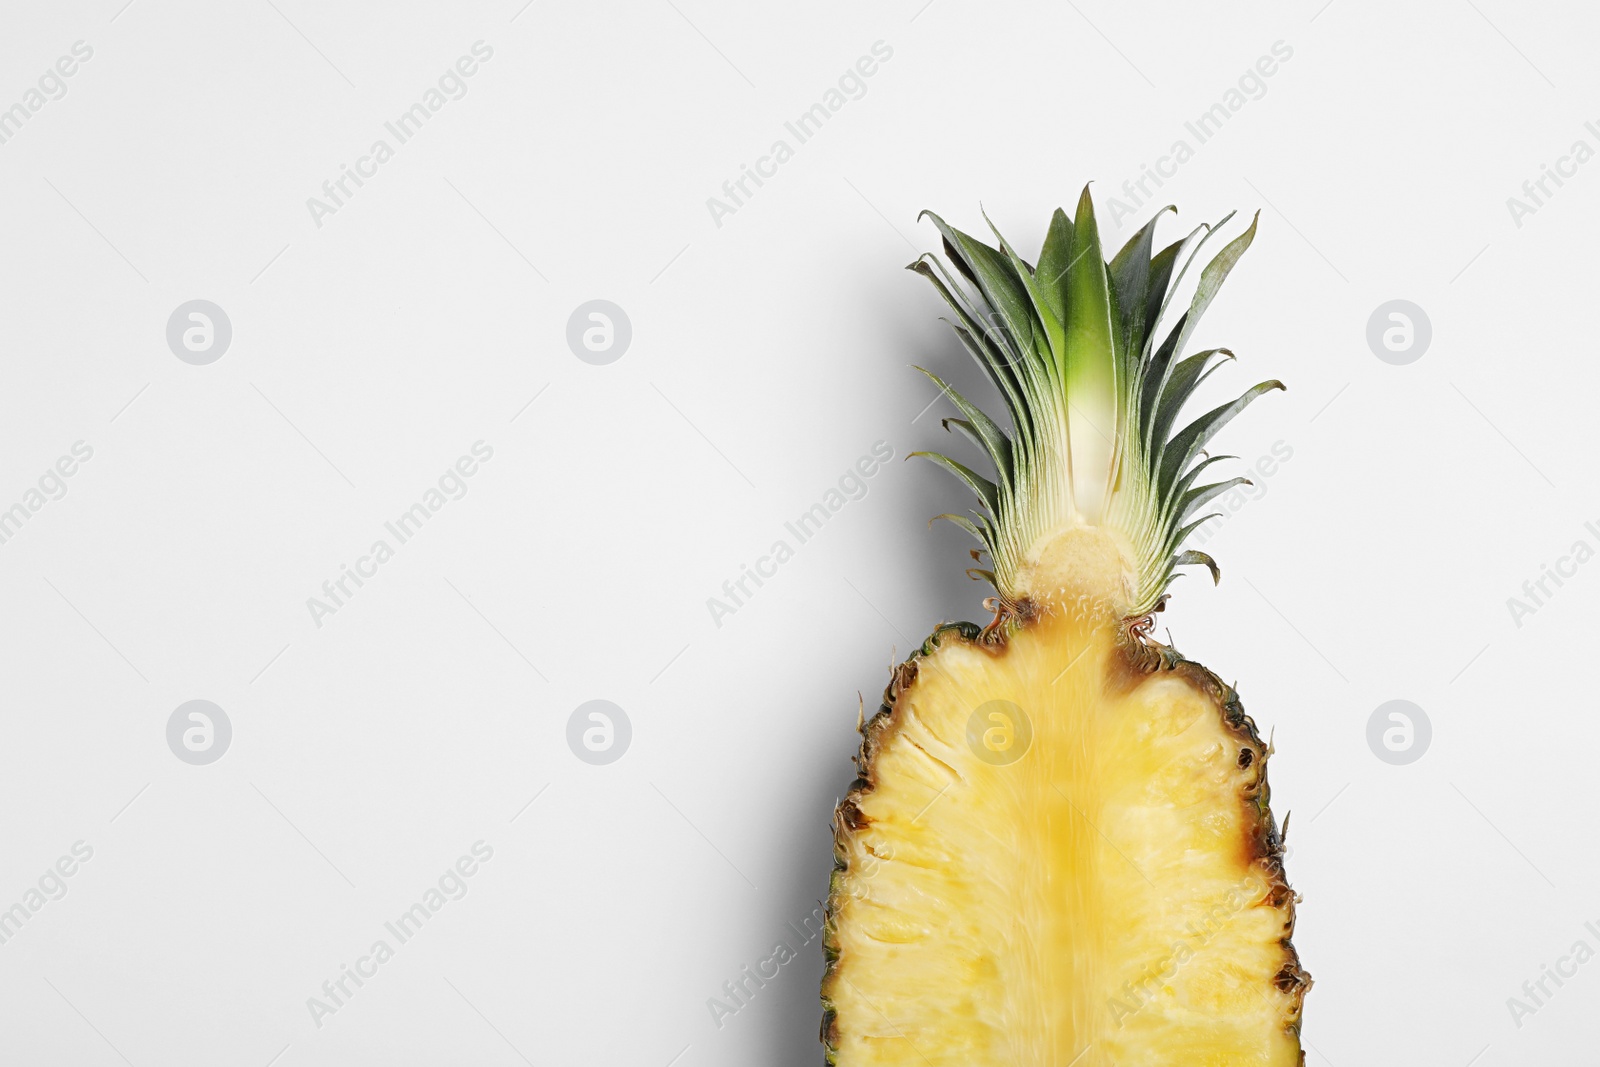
823, 608, 1307, 1064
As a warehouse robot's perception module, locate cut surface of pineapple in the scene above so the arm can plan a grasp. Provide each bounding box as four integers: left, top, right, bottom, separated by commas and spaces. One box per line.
823, 608, 1306, 1066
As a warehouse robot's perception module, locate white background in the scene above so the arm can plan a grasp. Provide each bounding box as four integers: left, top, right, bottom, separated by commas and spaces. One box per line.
0, 0, 1596, 1064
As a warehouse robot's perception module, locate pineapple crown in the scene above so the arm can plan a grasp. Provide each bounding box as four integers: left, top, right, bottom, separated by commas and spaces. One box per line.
911, 185, 1282, 618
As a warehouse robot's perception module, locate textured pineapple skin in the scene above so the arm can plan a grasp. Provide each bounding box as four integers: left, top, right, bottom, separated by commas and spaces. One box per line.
821, 610, 1309, 1066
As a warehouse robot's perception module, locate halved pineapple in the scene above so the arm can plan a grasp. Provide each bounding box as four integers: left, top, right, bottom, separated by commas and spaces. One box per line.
821, 188, 1308, 1064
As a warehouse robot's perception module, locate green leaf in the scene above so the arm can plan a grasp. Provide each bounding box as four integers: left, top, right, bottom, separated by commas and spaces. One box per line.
942, 419, 1012, 502
1149, 347, 1234, 452
930, 512, 989, 544
907, 256, 989, 338
947, 321, 1034, 445
1064, 186, 1118, 517
942, 236, 977, 285
1143, 237, 1184, 353
1157, 380, 1285, 497
916, 368, 1013, 477
921, 212, 1040, 371
1167, 513, 1223, 554
908, 258, 1032, 438
1176, 477, 1251, 523
1172, 549, 1221, 584
1065, 186, 1115, 381
1139, 310, 1186, 440
1160, 452, 1238, 517
1035, 207, 1074, 327
1110, 207, 1172, 371
910, 450, 1000, 514
984, 209, 1065, 368
1145, 218, 1230, 380
1169, 212, 1259, 366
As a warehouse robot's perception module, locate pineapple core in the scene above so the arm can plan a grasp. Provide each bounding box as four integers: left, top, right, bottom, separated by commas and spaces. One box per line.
1012, 525, 1140, 616
823, 610, 1305, 1066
